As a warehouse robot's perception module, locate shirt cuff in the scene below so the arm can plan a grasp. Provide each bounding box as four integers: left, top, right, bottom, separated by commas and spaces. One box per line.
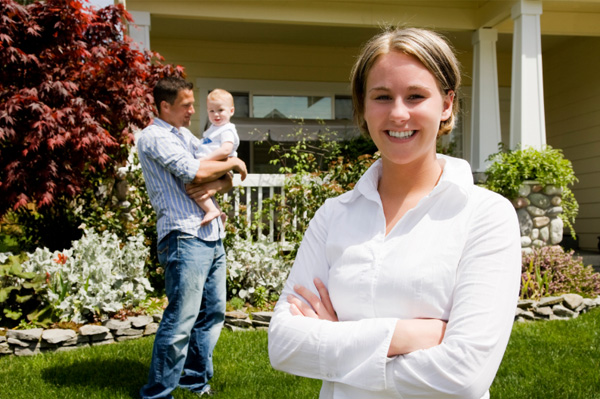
318, 317, 397, 391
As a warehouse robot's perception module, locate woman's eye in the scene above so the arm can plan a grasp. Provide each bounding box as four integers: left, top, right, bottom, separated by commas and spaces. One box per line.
408, 94, 425, 101
375, 95, 391, 101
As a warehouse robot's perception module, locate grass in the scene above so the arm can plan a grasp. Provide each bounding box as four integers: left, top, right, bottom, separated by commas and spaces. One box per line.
0, 308, 599, 399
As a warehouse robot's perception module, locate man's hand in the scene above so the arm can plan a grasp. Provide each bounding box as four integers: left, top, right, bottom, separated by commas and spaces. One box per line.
230, 157, 248, 181
186, 173, 234, 202
193, 157, 247, 184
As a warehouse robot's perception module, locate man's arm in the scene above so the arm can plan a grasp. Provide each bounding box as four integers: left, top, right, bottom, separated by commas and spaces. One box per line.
186, 172, 234, 203
192, 157, 247, 183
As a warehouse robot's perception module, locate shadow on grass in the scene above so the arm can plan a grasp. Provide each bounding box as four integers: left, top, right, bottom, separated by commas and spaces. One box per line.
40, 358, 148, 398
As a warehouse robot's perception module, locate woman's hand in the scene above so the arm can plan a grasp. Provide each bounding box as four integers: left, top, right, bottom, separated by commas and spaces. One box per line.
287, 278, 338, 322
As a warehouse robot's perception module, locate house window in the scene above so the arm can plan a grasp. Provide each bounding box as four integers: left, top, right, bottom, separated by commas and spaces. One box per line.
198, 79, 358, 173
253, 95, 332, 119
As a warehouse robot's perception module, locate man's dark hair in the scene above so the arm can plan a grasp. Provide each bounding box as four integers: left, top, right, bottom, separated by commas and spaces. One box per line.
153, 77, 194, 112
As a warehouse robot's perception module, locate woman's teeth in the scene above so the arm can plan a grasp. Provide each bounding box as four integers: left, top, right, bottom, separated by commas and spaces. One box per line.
388, 130, 415, 139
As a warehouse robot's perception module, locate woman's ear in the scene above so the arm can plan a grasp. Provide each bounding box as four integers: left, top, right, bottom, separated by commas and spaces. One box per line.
441, 90, 455, 122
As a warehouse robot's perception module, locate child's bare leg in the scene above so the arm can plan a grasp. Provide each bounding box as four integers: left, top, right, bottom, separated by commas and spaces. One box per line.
199, 197, 222, 226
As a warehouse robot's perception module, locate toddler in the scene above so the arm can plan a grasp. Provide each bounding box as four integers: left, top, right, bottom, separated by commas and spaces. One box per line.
195, 88, 240, 225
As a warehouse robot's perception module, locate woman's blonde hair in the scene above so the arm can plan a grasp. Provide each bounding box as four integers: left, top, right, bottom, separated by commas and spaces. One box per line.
351, 27, 461, 137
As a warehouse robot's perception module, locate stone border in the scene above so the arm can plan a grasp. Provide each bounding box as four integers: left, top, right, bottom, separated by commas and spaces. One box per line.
0, 315, 161, 357
3, 296, 599, 357
0, 311, 274, 357
516, 294, 600, 322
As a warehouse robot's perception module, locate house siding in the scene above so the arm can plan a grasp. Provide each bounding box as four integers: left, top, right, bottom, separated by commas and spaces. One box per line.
544, 36, 600, 251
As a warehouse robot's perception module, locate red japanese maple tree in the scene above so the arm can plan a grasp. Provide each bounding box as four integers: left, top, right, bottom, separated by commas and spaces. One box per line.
0, 0, 184, 217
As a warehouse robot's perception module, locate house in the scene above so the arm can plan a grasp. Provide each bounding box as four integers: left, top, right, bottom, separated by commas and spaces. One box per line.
123, 0, 600, 252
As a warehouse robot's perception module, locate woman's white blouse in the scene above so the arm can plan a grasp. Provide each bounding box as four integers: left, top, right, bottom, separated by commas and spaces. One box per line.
268, 155, 522, 399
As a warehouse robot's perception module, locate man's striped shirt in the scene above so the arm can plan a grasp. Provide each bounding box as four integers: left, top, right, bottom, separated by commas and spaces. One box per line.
137, 118, 224, 243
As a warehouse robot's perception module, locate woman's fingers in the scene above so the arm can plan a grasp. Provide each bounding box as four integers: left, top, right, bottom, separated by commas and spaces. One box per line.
288, 281, 338, 322
314, 278, 337, 320
287, 294, 317, 318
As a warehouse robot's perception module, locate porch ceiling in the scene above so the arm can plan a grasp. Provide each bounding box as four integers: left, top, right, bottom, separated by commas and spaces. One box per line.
127, 0, 600, 37
146, 15, 567, 54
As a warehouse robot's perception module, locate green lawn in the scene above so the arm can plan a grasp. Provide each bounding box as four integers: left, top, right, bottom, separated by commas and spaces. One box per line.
1, 308, 599, 399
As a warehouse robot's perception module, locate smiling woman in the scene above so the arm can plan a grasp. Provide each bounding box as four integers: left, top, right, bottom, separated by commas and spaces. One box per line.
268, 27, 522, 399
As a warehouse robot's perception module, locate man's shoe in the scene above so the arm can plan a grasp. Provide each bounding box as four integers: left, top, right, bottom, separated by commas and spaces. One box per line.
194, 385, 215, 397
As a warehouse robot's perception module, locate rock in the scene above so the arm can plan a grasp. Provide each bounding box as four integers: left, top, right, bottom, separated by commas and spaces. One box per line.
517, 310, 535, 320
104, 319, 131, 330
545, 206, 563, 217
144, 323, 159, 336
531, 184, 544, 193
533, 306, 553, 317
521, 236, 532, 247
129, 315, 153, 328
252, 320, 270, 328
152, 313, 163, 323
79, 324, 110, 336
518, 184, 532, 197
550, 196, 562, 206
517, 300, 535, 310
114, 328, 144, 337
562, 293, 584, 310
517, 209, 533, 236
543, 185, 562, 196
91, 338, 115, 346
512, 197, 529, 209
7, 338, 31, 348
550, 218, 564, 245
538, 296, 563, 307
6, 328, 43, 342
552, 304, 577, 318
539, 227, 550, 243
531, 228, 540, 239
226, 318, 253, 328
529, 193, 550, 208
532, 216, 550, 228
526, 206, 545, 217
42, 329, 77, 345
532, 239, 545, 248
251, 311, 273, 323
14, 342, 40, 356
225, 310, 249, 320
0, 335, 5, 344
0, 342, 12, 355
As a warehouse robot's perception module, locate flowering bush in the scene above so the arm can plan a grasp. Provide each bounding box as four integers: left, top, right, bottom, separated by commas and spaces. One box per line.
226, 236, 292, 304
20, 228, 152, 323
520, 246, 600, 300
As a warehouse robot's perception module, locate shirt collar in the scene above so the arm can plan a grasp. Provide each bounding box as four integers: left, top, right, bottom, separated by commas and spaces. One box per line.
345, 154, 473, 204
153, 118, 179, 134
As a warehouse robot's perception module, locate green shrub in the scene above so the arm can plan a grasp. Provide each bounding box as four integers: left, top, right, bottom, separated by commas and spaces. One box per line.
0, 253, 53, 328
20, 229, 152, 323
484, 145, 579, 236
520, 246, 600, 300
225, 237, 292, 303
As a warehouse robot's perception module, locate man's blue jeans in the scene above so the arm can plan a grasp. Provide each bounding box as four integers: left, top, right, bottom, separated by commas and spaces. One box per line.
140, 231, 226, 399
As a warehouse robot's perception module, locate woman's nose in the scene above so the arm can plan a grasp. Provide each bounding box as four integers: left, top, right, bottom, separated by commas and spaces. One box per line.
390, 99, 409, 122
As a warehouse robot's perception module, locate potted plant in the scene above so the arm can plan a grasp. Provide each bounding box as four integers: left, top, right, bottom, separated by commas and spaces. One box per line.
483, 145, 579, 240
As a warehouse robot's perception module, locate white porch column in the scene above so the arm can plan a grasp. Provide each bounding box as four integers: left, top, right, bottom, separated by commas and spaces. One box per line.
470, 28, 502, 173
128, 11, 151, 52
509, 0, 546, 149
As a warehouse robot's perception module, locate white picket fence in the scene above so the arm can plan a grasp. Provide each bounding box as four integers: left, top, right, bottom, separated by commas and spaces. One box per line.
223, 173, 287, 244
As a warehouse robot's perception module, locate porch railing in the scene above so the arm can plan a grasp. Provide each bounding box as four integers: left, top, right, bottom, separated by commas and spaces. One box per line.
223, 173, 287, 244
